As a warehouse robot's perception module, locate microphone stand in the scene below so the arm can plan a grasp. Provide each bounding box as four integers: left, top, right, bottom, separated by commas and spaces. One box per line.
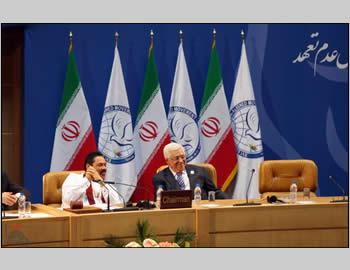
234, 169, 261, 206
113, 182, 153, 210
329, 176, 348, 203
105, 182, 139, 211
93, 180, 140, 211
98, 181, 112, 212
1, 204, 17, 219
1, 205, 6, 219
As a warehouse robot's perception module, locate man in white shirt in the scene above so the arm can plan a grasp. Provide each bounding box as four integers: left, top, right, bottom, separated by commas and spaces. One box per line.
61, 151, 122, 208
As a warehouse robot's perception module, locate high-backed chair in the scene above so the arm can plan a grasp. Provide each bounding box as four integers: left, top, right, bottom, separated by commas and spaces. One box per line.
259, 160, 318, 199
43, 170, 84, 207
156, 163, 217, 187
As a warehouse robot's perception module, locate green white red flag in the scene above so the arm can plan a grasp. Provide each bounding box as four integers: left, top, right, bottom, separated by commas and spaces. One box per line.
131, 38, 170, 201
50, 42, 96, 172
199, 40, 238, 191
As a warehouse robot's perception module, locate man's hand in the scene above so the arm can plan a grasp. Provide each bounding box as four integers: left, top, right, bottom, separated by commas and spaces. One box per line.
2, 192, 18, 206
85, 166, 103, 182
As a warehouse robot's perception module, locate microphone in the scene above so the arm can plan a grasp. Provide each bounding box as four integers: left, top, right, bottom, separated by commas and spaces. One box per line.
96, 180, 113, 212
328, 175, 348, 203
92, 180, 139, 211
93, 180, 115, 184
234, 168, 261, 206
92, 180, 154, 210
113, 181, 154, 210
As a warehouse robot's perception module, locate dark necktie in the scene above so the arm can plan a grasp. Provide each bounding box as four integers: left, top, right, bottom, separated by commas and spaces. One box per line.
176, 172, 186, 190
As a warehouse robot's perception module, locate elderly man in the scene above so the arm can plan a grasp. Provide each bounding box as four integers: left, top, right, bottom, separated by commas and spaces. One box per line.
152, 142, 228, 200
61, 151, 122, 208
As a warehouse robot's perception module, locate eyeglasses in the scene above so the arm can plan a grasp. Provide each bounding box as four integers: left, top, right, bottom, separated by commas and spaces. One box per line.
169, 155, 186, 161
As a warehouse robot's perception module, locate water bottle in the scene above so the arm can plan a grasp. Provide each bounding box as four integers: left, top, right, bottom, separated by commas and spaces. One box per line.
18, 193, 26, 218
156, 185, 163, 208
194, 184, 201, 205
290, 181, 298, 203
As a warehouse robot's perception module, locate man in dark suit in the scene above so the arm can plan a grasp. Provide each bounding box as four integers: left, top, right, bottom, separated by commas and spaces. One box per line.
2, 172, 31, 210
152, 143, 228, 200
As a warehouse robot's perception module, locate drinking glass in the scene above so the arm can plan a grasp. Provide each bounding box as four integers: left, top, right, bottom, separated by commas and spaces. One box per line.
25, 201, 31, 217
303, 188, 311, 201
208, 191, 215, 203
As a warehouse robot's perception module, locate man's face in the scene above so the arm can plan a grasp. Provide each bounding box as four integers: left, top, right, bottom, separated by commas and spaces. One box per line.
92, 156, 107, 179
166, 148, 186, 173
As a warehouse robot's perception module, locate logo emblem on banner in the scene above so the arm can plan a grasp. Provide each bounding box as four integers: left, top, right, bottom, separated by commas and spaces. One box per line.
99, 105, 135, 164
61, 121, 80, 142
168, 106, 200, 162
230, 100, 263, 158
201, 117, 220, 138
139, 121, 158, 142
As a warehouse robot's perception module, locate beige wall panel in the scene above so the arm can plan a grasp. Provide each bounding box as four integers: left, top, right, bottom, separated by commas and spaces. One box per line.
211, 228, 348, 247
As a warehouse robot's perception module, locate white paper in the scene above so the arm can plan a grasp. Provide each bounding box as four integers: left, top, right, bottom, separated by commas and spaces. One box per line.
201, 204, 221, 208
296, 201, 316, 204
2, 212, 52, 218
93, 203, 121, 210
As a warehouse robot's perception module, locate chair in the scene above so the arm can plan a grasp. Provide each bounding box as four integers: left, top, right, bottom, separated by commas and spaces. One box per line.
42, 170, 84, 207
156, 163, 217, 187
259, 159, 318, 199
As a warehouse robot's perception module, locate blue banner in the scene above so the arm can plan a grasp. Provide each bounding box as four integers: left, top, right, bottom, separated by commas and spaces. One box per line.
17, 23, 347, 203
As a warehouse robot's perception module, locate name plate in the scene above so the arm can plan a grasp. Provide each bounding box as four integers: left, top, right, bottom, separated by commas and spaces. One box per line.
160, 190, 192, 209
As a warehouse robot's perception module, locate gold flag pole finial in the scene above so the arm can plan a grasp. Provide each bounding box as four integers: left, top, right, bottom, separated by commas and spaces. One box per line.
115, 32, 119, 47
241, 29, 245, 43
179, 29, 183, 44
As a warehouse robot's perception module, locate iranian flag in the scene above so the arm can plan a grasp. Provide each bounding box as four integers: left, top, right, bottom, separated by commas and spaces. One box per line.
131, 38, 170, 202
50, 42, 96, 172
199, 40, 238, 191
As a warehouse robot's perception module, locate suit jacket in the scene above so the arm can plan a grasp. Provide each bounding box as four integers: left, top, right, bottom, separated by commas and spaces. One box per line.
1, 172, 31, 210
152, 164, 229, 200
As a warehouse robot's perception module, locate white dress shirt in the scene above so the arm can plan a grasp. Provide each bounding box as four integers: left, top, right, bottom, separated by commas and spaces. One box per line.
61, 173, 122, 208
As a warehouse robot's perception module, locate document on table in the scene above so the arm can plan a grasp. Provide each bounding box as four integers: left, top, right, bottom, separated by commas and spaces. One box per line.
93, 203, 122, 210
57, 203, 121, 211
2, 213, 53, 218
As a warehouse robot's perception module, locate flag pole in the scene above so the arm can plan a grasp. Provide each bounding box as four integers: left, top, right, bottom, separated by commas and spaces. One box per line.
179, 29, 183, 44
69, 31, 73, 53
213, 28, 216, 47
115, 32, 119, 48
149, 29, 154, 56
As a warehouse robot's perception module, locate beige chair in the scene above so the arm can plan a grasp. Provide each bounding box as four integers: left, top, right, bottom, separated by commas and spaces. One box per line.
259, 159, 318, 199
42, 170, 84, 207
156, 163, 217, 187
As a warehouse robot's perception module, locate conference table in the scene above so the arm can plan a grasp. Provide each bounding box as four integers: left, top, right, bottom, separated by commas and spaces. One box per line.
2, 197, 348, 247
